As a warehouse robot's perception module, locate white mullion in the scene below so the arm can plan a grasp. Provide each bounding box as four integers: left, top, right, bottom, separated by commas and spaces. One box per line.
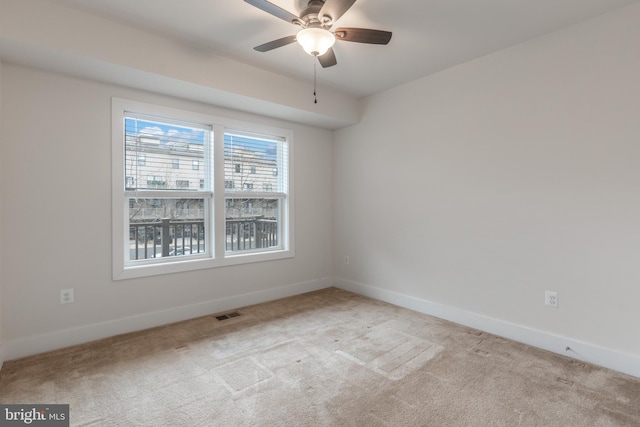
213, 124, 226, 259
283, 136, 293, 253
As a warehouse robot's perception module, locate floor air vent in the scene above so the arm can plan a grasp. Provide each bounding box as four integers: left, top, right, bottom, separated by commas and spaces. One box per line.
215, 311, 241, 321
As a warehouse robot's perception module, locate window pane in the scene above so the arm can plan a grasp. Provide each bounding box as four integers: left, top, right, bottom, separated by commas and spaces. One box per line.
125, 117, 208, 191
225, 198, 279, 252
128, 198, 207, 261
224, 133, 285, 193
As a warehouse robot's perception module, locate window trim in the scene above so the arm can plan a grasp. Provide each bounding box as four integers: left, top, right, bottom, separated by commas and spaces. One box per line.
112, 97, 294, 280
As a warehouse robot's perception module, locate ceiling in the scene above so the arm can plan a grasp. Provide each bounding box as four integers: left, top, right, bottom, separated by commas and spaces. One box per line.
45, 0, 637, 98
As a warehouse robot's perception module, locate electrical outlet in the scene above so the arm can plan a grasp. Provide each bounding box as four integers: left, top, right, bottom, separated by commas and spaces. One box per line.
344, 255, 350, 265
545, 291, 558, 308
60, 288, 74, 304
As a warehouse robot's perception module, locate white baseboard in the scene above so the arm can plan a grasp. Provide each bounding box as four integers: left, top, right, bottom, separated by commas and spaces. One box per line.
335, 277, 640, 379
4, 277, 332, 361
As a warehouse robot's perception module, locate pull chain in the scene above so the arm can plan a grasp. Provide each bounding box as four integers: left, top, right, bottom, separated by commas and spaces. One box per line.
313, 61, 318, 104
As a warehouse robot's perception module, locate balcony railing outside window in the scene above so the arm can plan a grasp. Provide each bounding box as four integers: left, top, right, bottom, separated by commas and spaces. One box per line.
129, 217, 278, 260
129, 219, 205, 260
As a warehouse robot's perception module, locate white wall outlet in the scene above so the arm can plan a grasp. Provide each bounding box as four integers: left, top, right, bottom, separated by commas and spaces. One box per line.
344, 255, 350, 265
545, 291, 558, 308
60, 288, 74, 304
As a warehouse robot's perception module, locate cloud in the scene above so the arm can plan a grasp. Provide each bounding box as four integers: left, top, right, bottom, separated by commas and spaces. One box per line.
126, 117, 206, 144
140, 126, 164, 138
167, 128, 205, 144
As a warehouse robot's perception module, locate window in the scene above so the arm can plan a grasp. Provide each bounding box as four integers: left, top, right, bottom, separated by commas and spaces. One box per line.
224, 132, 288, 254
112, 98, 293, 279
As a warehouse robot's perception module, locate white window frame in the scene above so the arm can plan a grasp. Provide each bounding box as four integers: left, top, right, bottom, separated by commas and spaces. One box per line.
112, 98, 294, 280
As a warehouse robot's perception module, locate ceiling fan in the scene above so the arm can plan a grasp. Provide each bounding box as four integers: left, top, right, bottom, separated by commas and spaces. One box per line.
245, 0, 392, 68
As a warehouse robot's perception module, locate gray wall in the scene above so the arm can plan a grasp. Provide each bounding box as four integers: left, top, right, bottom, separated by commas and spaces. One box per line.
333, 4, 640, 376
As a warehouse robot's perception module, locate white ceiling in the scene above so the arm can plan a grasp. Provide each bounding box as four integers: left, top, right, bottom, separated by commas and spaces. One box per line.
45, 0, 638, 98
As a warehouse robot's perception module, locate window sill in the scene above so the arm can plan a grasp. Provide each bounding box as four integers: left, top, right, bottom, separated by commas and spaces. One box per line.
113, 249, 295, 281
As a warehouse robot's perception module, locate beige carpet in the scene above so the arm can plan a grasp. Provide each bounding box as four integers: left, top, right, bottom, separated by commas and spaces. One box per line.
1, 288, 639, 426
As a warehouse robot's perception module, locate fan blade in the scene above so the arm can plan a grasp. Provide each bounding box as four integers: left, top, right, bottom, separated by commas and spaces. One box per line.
244, 0, 300, 25
254, 35, 298, 52
334, 28, 392, 44
319, 0, 357, 24
318, 48, 337, 68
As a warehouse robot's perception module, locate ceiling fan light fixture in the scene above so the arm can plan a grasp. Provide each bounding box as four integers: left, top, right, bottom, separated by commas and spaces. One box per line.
296, 27, 335, 56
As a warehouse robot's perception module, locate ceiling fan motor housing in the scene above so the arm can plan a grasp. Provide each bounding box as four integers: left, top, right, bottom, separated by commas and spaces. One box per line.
299, 0, 333, 28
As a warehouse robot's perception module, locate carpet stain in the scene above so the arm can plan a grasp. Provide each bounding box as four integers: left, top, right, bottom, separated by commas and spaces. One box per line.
555, 377, 575, 386
335, 327, 444, 380
214, 357, 275, 394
